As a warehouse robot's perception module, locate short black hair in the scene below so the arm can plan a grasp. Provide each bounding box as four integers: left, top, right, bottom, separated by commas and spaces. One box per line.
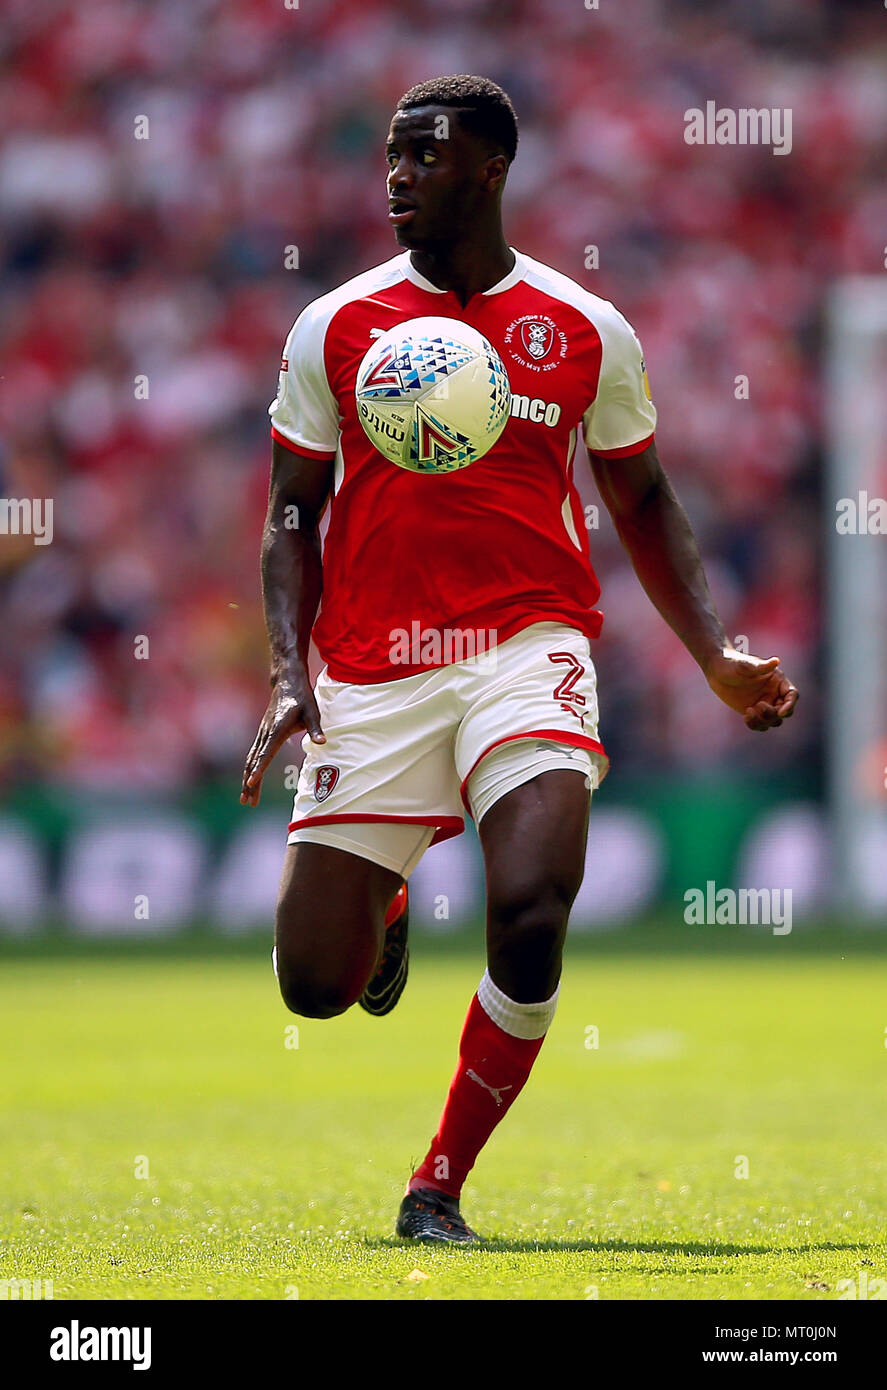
396, 74, 518, 164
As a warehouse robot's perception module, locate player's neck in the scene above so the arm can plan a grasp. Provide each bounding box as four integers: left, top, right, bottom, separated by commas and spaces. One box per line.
409, 235, 514, 307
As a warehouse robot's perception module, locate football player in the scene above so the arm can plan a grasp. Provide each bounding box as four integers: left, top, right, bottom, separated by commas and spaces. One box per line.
241, 75, 798, 1243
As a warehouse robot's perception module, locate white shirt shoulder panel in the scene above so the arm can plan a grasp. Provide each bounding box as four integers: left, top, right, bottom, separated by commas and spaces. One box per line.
520, 254, 657, 456
268, 255, 409, 455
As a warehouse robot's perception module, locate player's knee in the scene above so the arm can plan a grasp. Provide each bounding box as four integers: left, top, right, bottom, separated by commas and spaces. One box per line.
492, 869, 579, 929
276, 963, 358, 1019
488, 878, 577, 961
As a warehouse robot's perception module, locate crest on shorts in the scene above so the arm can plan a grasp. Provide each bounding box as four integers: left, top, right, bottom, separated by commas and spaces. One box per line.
313, 765, 340, 802
520, 320, 554, 361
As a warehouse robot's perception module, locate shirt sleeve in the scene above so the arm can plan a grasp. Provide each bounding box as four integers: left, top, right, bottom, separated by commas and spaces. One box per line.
268, 301, 340, 458
582, 305, 657, 458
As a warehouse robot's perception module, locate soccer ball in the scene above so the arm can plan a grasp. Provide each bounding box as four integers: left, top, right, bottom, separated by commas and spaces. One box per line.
355, 316, 512, 474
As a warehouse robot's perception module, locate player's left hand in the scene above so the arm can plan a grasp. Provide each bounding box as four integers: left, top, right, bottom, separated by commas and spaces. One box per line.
704, 647, 799, 732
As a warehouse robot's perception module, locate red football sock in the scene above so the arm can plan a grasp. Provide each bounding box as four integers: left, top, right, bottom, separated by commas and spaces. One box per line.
408, 989, 549, 1200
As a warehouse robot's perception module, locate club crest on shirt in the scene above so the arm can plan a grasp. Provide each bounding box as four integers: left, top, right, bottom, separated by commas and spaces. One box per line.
521, 319, 554, 360
503, 313, 568, 372
313, 765, 340, 801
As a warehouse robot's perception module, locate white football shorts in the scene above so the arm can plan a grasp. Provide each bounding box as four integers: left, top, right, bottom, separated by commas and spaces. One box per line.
287, 621, 609, 878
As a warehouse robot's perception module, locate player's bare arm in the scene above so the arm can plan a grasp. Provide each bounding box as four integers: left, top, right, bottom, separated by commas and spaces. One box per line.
590, 439, 799, 732
240, 439, 333, 806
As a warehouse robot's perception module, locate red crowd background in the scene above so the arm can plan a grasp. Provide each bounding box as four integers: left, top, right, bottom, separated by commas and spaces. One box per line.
1, 0, 883, 796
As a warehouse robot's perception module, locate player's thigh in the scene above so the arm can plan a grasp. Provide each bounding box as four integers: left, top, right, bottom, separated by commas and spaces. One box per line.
479, 767, 590, 997
274, 840, 401, 1011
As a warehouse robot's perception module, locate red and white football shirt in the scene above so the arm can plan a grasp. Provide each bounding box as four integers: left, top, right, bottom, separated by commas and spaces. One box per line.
269, 249, 656, 684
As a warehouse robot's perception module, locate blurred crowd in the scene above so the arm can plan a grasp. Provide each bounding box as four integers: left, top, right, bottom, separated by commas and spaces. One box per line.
1, 0, 884, 794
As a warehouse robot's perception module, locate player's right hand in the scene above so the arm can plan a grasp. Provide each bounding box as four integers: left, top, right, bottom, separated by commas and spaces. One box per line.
240, 672, 325, 807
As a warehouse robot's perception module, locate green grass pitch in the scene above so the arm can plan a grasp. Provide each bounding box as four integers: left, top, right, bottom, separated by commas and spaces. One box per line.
2, 931, 885, 1300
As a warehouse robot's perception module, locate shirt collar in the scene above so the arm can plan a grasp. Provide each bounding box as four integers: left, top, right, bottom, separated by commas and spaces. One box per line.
402, 248, 525, 297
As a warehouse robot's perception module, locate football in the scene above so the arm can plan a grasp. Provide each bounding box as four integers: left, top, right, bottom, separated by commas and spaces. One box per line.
355, 316, 512, 473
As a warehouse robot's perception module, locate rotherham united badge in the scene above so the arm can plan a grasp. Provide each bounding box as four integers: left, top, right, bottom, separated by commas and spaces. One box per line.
520, 319, 554, 361
313, 765, 340, 802
503, 313, 567, 372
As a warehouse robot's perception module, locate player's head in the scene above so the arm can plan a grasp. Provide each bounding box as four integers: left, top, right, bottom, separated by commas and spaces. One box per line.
387, 75, 518, 249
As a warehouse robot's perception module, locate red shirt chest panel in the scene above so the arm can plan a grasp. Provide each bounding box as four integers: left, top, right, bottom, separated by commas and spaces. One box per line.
323, 279, 602, 473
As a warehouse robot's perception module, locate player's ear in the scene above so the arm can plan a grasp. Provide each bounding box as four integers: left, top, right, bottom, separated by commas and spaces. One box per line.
482, 153, 508, 194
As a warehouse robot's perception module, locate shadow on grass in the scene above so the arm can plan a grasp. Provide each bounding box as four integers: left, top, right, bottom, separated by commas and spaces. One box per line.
365, 1236, 873, 1256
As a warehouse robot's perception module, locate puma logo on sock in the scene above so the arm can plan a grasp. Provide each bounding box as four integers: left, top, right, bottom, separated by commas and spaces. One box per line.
466, 1069, 513, 1107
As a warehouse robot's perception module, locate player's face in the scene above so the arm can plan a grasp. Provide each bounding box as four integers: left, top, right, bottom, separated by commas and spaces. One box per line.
386, 106, 493, 249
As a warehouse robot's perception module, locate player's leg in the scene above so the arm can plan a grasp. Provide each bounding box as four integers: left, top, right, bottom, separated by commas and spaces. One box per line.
274, 839, 402, 1019
397, 622, 602, 1241
398, 765, 589, 1240
275, 662, 459, 1020
481, 767, 589, 999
